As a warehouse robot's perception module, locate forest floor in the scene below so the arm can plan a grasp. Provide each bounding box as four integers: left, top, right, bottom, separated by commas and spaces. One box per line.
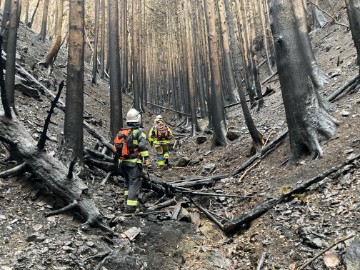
0, 2, 359, 270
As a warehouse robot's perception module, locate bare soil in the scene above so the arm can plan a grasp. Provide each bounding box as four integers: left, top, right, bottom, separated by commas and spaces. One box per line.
0, 2, 359, 270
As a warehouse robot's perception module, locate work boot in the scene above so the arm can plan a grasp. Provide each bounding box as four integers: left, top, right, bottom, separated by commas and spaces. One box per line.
124, 205, 136, 214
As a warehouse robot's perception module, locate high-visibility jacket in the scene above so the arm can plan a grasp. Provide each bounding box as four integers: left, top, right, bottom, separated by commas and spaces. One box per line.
113, 127, 149, 164
148, 122, 173, 145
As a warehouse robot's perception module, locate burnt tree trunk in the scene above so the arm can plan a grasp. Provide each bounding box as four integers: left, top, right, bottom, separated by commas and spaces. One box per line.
38, 0, 50, 41
204, 0, 228, 147
292, 0, 328, 88
269, 0, 338, 164
108, 0, 122, 137
41, 0, 63, 68
345, 0, 360, 76
0, 115, 110, 232
5, 0, 19, 109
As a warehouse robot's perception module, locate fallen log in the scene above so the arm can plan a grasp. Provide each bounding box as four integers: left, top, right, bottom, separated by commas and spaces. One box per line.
0, 114, 113, 233
223, 153, 360, 233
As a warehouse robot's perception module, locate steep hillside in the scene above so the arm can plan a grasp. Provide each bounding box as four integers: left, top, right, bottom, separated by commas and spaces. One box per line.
0, 2, 359, 270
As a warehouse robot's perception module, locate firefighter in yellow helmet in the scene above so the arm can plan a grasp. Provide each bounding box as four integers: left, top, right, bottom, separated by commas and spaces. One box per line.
113, 108, 150, 213
148, 115, 173, 168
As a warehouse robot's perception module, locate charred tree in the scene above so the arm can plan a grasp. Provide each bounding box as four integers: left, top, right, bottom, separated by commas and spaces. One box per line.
218, 0, 240, 104
292, 0, 328, 89
224, 0, 264, 152
184, 0, 198, 136
345, 0, 360, 76
108, 0, 122, 137
40, 0, 64, 69
268, 0, 338, 164
4, 0, 19, 109
29, 0, 41, 28
0, 36, 11, 118
204, 0, 228, 146
38, 0, 50, 41
91, 0, 100, 84
62, 0, 85, 163
0, 110, 111, 233
99, 0, 106, 79
311, 0, 328, 28
24, 0, 30, 27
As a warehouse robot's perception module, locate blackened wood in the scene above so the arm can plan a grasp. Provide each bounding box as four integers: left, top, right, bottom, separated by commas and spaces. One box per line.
223, 153, 360, 233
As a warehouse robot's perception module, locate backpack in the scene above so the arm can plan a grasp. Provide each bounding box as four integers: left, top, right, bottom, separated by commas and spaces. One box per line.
114, 128, 139, 160
156, 123, 169, 140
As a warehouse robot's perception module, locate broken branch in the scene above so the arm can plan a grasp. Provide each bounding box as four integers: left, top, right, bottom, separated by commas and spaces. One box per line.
37, 81, 64, 150
0, 162, 27, 178
298, 234, 356, 270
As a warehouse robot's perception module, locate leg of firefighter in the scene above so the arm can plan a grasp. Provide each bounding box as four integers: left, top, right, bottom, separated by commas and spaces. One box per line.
163, 145, 169, 165
120, 162, 129, 209
125, 164, 143, 213
155, 145, 165, 168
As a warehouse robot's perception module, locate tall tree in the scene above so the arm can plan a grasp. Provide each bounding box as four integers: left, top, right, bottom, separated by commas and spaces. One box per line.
63, 0, 85, 162
108, 0, 122, 137
1, 0, 11, 32
184, 0, 198, 136
345, 0, 360, 76
224, 0, 264, 152
292, 0, 328, 89
99, 0, 106, 79
24, 0, 30, 28
1, 0, 12, 53
38, 0, 50, 41
204, 0, 228, 146
5, 0, 20, 109
91, 0, 100, 84
218, 0, 239, 104
29, 0, 41, 28
258, 0, 273, 75
41, 0, 64, 69
268, 0, 338, 164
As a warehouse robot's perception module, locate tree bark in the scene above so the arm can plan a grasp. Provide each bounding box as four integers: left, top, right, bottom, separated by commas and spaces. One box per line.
38, 0, 50, 41
345, 0, 360, 76
91, 0, 100, 84
41, 0, 63, 68
218, 0, 240, 104
99, 0, 106, 79
5, 0, 19, 109
224, 0, 264, 152
292, 0, 328, 89
108, 0, 122, 137
63, 0, 85, 162
269, 0, 338, 164
0, 115, 111, 232
204, 0, 228, 147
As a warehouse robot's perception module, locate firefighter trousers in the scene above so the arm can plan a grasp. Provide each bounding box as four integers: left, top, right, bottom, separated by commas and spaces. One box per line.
119, 162, 143, 207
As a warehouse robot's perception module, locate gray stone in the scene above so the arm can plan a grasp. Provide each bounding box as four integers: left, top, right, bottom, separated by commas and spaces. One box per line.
201, 163, 216, 176
345, 237, 360, 270
177, 157, 190, 167
226, 130, 240, 141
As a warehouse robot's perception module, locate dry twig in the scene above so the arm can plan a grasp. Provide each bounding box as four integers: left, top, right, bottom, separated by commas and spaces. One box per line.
298, 234, 356, 270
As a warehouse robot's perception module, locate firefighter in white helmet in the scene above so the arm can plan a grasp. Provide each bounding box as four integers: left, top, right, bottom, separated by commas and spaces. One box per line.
113, 108, 150, 213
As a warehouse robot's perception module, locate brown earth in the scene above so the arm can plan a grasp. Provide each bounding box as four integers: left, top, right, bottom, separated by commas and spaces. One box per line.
0, 2, 360, 270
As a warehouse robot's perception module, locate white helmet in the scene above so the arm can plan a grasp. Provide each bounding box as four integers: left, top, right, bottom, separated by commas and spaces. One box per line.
126, 108, 141, 123
155, 115, 163, 121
